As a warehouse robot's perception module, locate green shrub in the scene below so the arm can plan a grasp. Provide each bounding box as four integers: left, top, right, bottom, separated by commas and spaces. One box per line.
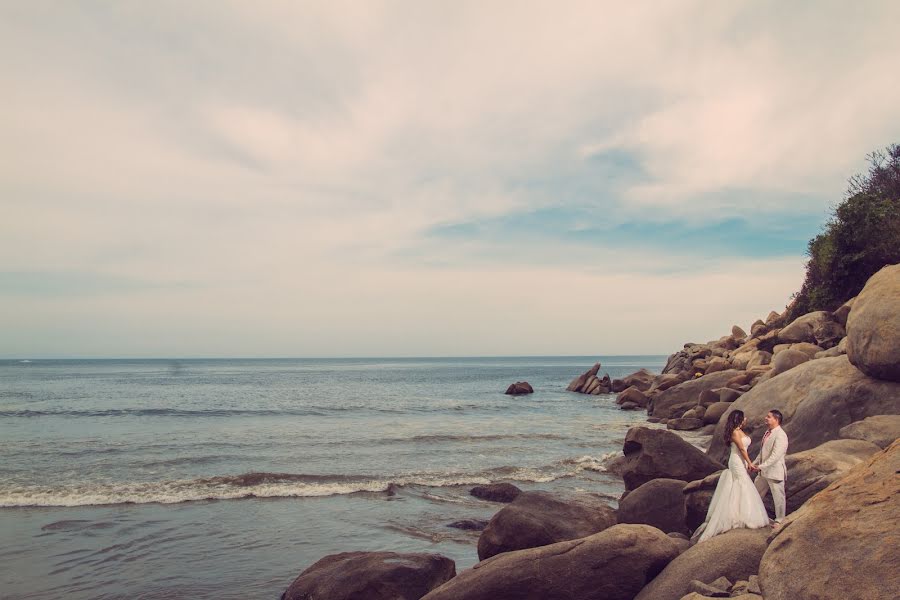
787, 144, 900, 321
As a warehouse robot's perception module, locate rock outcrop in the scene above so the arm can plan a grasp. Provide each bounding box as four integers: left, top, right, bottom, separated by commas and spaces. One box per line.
777, 310, 844, 347
846, 263, 900, 382
649, 370, 742, 419
282, 551, 455, 600
635, 528, 769, 600
477, 491, 616, 560
838, 414, 900, 448
423, 525, 680, 600
780, 438, 882, 513
616, 478, 689, 535
758, 441, 900, 600
611, 368, 655, 393
620, 427, 723, 491
707, 355, 900, 463
566, 362, 600, 391
566, 362, 612, 395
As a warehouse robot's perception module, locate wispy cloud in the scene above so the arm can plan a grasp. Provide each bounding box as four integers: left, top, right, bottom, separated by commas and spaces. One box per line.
1, 2, 898, 356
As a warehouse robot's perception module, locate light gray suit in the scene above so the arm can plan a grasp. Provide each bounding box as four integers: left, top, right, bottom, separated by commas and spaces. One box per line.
754, 425, 789, 522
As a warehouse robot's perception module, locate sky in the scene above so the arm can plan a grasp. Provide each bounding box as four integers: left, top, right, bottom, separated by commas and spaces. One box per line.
2, 1, 899, 358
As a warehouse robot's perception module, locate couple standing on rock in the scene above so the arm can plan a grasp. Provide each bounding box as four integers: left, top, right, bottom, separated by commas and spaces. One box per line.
691, 409, 788, 544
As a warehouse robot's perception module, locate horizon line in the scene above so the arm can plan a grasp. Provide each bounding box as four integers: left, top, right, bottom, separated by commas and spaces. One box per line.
2, 353, 671, 361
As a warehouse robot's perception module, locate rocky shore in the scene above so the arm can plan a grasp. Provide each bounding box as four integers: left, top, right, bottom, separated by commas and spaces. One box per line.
280, 264, 900, 600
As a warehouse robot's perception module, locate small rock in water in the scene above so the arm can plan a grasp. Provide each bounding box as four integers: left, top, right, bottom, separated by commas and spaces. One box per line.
470, 483, 521, 503
446, 519, 489, 531
504, 381, 534, 395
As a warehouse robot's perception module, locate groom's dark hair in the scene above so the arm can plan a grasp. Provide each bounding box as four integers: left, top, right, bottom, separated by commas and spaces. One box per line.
769, 409, 783, 424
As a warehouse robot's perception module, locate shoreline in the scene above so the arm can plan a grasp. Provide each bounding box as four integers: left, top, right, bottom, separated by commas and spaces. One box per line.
281, 264, 900, 600
1, 355, 662, 600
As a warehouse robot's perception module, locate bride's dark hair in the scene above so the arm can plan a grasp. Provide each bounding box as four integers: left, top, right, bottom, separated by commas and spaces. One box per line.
723, 410, 745, 445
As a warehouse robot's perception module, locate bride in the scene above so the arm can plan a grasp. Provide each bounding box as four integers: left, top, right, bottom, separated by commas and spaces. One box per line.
691, 409, 771, 543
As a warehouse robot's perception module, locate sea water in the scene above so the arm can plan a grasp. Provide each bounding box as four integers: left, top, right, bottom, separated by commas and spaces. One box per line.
0, 356, 665, 599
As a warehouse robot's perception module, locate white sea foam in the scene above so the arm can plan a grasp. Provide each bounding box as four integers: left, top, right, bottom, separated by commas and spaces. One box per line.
0, 454, 618, 507
0, 474, 507, 507
560, 452, 619, 473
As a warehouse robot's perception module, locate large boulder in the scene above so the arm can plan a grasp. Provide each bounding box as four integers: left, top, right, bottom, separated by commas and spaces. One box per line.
477, 491, 616, 560
616, 386, 649, 408
765, 310, 782, 326
470, 483, 521, 503
780, 438, 882, 513
716, 388, 742, 403
620, 427, 724, 491
745, 350, 771, 369
728, 344, 759, 371
758, 441, 900, 600
634, 528, 769, 600
768, 348, 809, 377
663, 345, 713, 376
750, 319, 768, 338
846, 263, 900, 382
667, 417, 704, 431
707, 355, 900, 463
778, 310, 844, 346
649, 370, 742, 419
786, 341, 822, 358
682, 471, 722, 532
702, 402, 731, 425
651, 373, 689, 393
282, 551, 455, 600
423, 525, 680, 600
611, 368, 656, 393
616, 478, 689, 535
698, 389, 719, 407
839, 414, 900, 448
704, 356, 728, 374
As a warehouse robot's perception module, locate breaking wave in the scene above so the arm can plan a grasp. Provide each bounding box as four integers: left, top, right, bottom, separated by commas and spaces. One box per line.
0, 454, 618, 508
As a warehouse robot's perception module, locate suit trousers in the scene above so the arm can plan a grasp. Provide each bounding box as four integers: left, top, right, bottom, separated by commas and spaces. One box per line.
754, 474, 786, 522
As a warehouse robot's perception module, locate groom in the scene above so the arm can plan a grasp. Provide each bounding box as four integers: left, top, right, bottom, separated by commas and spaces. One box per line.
750, 409, 788, 527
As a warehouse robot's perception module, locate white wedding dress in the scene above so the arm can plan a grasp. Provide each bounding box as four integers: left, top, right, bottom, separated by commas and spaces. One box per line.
691, 433, 770, 543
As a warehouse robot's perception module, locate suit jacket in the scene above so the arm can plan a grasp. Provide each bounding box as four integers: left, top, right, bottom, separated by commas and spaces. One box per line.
755, 426, 788, 481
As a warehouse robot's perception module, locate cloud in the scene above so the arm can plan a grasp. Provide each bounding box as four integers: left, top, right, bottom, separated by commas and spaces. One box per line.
0, 2, 898, 356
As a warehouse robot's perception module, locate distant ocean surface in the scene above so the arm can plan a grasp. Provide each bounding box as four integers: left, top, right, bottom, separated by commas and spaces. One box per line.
0, 356, 666, 599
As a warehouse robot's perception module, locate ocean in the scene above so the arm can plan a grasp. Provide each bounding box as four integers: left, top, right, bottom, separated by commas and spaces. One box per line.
0, 356, 666, 599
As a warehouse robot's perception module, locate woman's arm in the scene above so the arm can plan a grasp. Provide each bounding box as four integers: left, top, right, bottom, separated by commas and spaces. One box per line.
732, 429, 752, 467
